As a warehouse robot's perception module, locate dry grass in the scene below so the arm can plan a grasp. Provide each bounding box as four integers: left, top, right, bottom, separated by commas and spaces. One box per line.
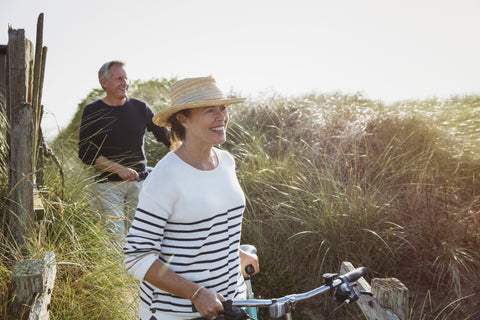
1, 83, 479, 319
226, 93, 480, 319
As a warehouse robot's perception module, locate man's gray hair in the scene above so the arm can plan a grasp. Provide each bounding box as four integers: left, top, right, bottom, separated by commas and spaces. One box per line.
98, 60, 125, 89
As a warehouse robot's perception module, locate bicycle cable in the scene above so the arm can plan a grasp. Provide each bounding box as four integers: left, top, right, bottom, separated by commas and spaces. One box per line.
325, 300, 348, 320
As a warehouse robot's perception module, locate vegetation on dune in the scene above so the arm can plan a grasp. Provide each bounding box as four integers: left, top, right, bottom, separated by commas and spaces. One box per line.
227, 94, 480, 319
1, 80, 479, 319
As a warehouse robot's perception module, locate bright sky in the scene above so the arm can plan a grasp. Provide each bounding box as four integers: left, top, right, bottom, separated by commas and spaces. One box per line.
2, 0, 480, 139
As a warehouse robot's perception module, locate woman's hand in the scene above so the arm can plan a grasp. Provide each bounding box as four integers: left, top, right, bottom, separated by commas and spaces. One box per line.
239, 247, 260, 276
192, 287, 225, 318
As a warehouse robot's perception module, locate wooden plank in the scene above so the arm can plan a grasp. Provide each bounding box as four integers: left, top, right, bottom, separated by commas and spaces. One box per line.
28, 252, 56, 320
33, 188, 45, 220
33, 14, 48, 189
340, 261, 400, 320
32, 13, 43, 139
34, 47, 47, 188
0, 45, 6, 114
11, 252, 56, 320
7, 27, 35, 247
372, 278, 408, 320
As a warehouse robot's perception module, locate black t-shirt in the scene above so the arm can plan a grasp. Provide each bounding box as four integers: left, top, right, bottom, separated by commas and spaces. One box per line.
78, 97, 170, 181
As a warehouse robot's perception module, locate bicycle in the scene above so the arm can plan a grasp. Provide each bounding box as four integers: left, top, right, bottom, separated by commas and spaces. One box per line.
194, 245, 371, 320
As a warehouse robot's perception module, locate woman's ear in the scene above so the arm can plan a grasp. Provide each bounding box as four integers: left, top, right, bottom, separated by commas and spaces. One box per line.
176, 112, 187, 126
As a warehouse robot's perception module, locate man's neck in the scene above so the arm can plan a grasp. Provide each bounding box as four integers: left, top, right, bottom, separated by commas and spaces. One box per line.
102, 96, 127, 106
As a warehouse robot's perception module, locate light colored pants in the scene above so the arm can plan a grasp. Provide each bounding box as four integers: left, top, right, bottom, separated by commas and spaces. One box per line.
93, 180, 143, 236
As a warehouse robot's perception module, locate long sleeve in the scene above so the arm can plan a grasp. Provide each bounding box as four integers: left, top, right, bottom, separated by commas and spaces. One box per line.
123, 180, 174, 281
78, 102, 104, 165
123, 149, 247, 317
146, 106, 171, 148
78, 98, 161, 178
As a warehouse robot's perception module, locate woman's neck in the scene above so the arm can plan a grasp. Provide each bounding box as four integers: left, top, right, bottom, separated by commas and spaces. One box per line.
175, 143, 218, 171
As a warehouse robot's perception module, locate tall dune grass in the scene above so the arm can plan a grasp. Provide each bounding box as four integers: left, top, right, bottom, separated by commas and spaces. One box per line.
1, 82, 479, 319
225, 93, 480, 319
0, 141, 139, 319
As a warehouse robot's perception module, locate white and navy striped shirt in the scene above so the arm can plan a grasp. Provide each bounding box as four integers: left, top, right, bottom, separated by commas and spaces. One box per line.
124, 148, 247, 319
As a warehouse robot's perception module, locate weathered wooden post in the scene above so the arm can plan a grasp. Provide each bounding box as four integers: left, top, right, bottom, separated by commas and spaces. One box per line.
11, 251, 56, 320
7, 27, 35, 247
340, 261, 408, 320
0, 45, 6, 113
32, 14, 47, 189
372, 278, 409, 320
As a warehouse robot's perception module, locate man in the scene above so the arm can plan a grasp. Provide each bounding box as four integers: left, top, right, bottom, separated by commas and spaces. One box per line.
78, 60, 170, 237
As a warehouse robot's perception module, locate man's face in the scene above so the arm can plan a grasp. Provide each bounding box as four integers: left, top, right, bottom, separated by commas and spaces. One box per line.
102, 65, 129, 100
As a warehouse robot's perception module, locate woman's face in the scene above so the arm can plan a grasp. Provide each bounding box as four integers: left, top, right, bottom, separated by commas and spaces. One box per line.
182, 105, 229, 146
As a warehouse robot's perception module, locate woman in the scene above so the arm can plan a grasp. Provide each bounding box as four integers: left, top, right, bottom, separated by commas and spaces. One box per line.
124, 76, 259, 320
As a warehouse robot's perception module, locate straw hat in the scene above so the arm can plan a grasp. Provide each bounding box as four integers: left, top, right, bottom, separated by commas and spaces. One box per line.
153, 76, 246, 127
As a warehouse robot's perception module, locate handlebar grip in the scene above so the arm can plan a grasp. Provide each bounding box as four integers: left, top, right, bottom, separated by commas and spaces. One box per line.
245, 264, 255, 275
339, 267, 367, 283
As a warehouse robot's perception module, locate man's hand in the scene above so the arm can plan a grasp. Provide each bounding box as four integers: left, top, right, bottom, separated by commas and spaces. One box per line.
117, 167, 139, 181
94, 155, 138, 181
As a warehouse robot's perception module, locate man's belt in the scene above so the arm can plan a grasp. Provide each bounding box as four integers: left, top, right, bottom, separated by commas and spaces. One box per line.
97, 170, 149, 182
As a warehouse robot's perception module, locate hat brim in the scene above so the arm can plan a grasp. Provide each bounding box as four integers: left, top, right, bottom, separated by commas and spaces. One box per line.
153, 97, 246, 127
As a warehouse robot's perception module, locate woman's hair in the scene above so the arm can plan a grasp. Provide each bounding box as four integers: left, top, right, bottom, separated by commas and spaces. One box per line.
167, 109, 191, 150
98, 60, 125, 89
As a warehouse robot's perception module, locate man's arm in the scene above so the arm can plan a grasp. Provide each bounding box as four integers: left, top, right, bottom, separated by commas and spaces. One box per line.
78, 103, 105, 165
94, 155, 139, 181
152, 126, 171, 149
145, 104, 171, 148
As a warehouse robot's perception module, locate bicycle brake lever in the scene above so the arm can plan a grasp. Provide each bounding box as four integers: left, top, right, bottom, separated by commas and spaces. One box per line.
335, 283, 374, 304
334, 283, 357, 303
323, 273, 338, 288
220, 300, 250, 320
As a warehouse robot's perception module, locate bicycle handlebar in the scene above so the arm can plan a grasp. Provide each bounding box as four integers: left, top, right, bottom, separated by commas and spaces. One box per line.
230, 266, 367, 310
338, 266, 366, 283
192, 266, 368, 320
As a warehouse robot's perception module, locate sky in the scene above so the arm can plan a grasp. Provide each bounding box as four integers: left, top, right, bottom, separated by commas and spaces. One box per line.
2, 0, 480, 139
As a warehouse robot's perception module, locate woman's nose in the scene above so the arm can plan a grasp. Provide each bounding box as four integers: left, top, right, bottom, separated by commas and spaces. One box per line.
216, 110, 228, 121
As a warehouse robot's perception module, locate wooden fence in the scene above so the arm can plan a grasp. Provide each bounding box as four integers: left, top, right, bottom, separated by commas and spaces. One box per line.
2, 13, 57, 320
341, 262, 408, 320
5, 13, 46, 247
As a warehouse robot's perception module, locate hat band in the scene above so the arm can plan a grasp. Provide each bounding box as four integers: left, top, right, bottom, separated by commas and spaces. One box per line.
173, 89, 225, 106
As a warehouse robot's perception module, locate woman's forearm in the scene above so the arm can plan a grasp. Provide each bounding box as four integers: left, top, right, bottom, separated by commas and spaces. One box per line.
144, 259, 198, 300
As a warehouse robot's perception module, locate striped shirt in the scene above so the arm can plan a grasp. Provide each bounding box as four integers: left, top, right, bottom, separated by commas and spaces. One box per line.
124, 148, 247, 319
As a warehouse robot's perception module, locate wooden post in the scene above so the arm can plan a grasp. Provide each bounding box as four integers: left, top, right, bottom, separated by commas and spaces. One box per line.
7, 27, 35, 247
32, 13, 44, 138
35, 46, 47, 189
31, 14, 48, 198
32, 13, 47, 186
372, 278, 409, 320
0, 45, 6, 114
11, 252, 56, 320
340, 261, 405, 320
